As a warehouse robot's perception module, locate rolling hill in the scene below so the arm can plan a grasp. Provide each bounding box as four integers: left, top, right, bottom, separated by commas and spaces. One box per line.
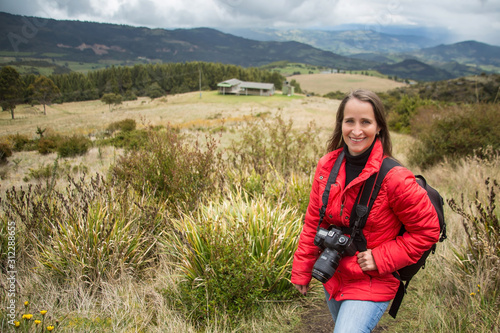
0, 12, 373, 70
1, 12, 498, 82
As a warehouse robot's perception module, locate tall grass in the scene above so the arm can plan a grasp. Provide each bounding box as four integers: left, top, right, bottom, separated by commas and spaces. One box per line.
162, 191, 303, 329
112, 125, 224, 214
2, 100, 500, 332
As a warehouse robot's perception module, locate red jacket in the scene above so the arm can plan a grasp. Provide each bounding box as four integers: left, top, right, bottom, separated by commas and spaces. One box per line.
291, 139, 440, 302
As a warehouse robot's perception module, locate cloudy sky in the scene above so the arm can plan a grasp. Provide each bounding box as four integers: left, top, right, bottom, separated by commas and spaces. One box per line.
1, 0, 499, 45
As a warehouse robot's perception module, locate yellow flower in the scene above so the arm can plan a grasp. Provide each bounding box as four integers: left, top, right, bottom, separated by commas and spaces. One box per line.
14, 320, 20, 327
47, 326, 55, 331
35, 320, 42, 325
470, 292, 476, 296
24, 301, 29, 307
40, 310, 48, 316
22, 313, 33, 320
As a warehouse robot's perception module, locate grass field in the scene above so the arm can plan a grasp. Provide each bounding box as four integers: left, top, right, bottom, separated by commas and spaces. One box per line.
289, 73, 407, 95
0, 92, 341, 137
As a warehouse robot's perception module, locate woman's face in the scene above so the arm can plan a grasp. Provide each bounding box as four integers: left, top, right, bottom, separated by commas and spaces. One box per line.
342, 98, 380, 156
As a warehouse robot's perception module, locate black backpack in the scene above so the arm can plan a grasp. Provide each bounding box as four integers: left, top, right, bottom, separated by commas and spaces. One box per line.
319, 153, 447, 318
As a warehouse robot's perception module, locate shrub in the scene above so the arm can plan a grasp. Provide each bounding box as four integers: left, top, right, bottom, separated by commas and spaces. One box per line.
37, 135, 62, 155
227, 114, 323, 178
387, 94, 438, 134
23, 159, 88, 182
106, 118, 136, 133
9, 133, 33, 151
446, 178, 500, 329
1, 174, 167, 287
408, 104, 500, 169
98, 128, 148, 150
112, 126, 224, 213
227, 168, 312, 214
323, 90, 345, 100
0, 141, 12, 164
163, 193, 302, 328
57, 135, 91, 158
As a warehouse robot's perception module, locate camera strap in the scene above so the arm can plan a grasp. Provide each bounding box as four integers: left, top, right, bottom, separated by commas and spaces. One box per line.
349, 157, 401, 251
317, 151, 345, 232
349, 171, 380, 251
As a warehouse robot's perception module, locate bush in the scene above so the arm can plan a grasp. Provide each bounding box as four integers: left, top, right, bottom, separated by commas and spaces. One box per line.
323, 90, 345, 100
106, 118, 137, 133
446, 178, 500, 329
112, 126, 224, 213
227, 114, 323, 178
0, 142, 12, 164
163, 193, 302, 328
37, 135, 62, 155
1, 174, 166, 287
408, 104, 500, 169
227, 168, 312, 214
9, 133, 33, 151
387, 94, 438, 134
57, 135, 91, 158
98, 128, 149, 150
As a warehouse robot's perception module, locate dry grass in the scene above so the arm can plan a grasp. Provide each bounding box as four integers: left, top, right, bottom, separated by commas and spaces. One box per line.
2, 88, 498, 332
0, 92, 340, 137
289, 73, 407, 95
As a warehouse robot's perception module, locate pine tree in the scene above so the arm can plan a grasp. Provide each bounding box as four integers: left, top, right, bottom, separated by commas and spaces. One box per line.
28, 76, 60, 115
0, 66, 24, 119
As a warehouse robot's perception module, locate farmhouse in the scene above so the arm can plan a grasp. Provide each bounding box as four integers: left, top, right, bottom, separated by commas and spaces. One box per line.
217, 78, 275, 96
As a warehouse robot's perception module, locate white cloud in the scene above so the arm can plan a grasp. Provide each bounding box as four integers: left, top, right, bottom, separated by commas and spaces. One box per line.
0, 0, 498, 45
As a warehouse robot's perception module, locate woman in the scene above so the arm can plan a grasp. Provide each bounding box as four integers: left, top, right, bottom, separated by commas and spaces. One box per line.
291, 89, 440, 332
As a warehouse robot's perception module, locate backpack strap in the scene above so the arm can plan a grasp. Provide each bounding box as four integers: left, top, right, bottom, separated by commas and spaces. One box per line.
345, 157, 407, 319
348, 158, 401, 251
317, 151, 345, 232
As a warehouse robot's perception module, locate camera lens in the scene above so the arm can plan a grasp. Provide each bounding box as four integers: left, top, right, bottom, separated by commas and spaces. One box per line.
312, 248, 342, 283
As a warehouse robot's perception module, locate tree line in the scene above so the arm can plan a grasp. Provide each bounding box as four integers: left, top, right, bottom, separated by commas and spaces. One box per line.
0, 62, 286, 118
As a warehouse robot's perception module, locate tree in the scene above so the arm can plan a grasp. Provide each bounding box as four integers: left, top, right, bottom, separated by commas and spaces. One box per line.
28, 75, 60, 115
101, 93, 122, 111
0, 66, 23, 119
145, 82, 164, 99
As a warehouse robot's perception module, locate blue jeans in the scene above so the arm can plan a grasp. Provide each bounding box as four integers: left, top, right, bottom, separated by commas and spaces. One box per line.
324, 288, 389, 333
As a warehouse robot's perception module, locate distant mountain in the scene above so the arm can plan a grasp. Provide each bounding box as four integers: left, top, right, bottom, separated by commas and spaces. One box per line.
374, 59, 455, 81
406, 41, 500, 68
218, 28, 440, 56
1, 12, 497, 82
0, 12, 374, 70
218, 27, 500, 78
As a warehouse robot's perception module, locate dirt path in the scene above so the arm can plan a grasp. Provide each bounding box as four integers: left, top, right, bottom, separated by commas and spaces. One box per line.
291, 300, 388, 332
290, 301, 334, 333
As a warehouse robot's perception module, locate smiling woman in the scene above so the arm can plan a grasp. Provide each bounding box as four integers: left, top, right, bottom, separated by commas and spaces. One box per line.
341, 98, 380, 156
291, 89, 440, 332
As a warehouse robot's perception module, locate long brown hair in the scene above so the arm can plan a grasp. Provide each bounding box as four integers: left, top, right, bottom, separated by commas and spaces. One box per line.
326, 89, 392, 157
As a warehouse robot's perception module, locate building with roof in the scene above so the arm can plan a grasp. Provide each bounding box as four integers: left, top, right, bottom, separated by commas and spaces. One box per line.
217, 78, 275, 96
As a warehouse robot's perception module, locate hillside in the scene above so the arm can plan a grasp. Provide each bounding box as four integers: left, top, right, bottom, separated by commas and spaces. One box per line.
374, 59, 455, 81
219, 28, 440, 56
408, 41, 500, 68
0, 12, 373, 70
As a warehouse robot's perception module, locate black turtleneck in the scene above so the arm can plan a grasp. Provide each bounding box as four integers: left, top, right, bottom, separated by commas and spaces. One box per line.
344, 140, 376, 187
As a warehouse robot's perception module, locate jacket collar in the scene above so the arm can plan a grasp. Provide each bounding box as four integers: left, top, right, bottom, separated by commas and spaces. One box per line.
323, 139, 384, 190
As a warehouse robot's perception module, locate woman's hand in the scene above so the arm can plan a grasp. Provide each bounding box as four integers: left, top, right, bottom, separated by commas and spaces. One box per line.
293, 283, 310, 296
357, 249, 378, 271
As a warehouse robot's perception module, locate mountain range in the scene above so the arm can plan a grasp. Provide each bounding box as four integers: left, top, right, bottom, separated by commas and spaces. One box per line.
0, 12, 499, 82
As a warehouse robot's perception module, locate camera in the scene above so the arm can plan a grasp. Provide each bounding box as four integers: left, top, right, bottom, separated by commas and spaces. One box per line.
312, 227, 357, 283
